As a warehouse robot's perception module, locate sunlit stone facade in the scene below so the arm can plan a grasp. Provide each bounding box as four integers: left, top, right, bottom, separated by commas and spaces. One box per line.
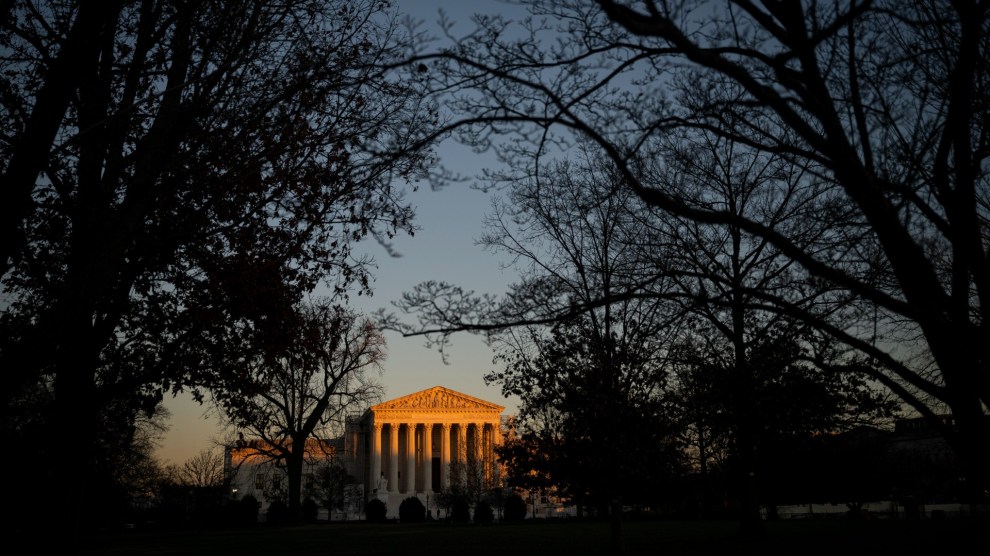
226, 386, 505, 520
345, 385, 505, 516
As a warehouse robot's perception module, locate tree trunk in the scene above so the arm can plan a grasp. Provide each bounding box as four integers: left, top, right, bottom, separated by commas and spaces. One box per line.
0, 1, 122, 275
50, 311, 100, 554
730, 225, 764, 539
287, 443, 305, 522
609, 497, 623, 554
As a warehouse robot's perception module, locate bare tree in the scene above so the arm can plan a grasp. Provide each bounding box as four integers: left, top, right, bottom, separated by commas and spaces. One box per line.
395, 152, 682, 548
219, 301, 385, 521
169, 449, 225, 489
393, 0, 989, 499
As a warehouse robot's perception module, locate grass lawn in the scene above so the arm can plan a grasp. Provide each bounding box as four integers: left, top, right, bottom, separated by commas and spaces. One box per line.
74, 517, 988, 556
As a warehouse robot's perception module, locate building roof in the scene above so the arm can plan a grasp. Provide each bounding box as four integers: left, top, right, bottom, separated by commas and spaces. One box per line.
363, 385, 505, 424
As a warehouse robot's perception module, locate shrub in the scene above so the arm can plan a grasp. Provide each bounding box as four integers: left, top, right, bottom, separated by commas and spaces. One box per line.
504, 494, 527, 522
473, 500, 494, 525
450, 496, 470, 524
399, 496, 427, 523
236, 495, 260, 525
265, 500, 290, 525
302, 498, 319, 522
365, 498, 388, 522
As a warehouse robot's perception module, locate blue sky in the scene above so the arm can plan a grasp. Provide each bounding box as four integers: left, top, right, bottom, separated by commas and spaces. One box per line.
157, 1, 525, 464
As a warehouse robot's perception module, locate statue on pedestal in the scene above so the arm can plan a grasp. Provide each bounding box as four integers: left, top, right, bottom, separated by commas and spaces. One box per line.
375, 472, 389, 502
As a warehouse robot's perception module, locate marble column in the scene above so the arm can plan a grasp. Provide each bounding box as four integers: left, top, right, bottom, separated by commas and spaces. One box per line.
479, 423, 489, 467
405, 423, 416, 493
457, 423, 467, 469
440, 423, 451, 490
472, 423, 482, 465
388, 423, 399, 493
482, 423, 490, 485
422, 423, 433, 493
370, 423, 382, 495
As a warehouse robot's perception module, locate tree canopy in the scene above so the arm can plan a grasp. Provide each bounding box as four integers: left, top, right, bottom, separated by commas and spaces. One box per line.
0, 0, 435, 543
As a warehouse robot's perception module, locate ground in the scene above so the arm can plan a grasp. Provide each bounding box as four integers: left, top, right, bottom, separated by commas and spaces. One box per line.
70, 517, 989, 556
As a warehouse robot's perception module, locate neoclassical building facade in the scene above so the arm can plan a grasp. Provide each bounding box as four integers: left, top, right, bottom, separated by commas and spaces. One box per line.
226, 386, 506, 519
345, 386, 505, 514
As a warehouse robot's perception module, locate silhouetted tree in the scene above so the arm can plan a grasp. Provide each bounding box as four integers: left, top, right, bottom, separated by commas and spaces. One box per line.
87, 402, 173, 529
0, 0, 436, 546
388, 151, 684, 549
167, 449, 225, 489
219, 302, 385, 522
672, 328, 897, 522
398, 0, 990, 500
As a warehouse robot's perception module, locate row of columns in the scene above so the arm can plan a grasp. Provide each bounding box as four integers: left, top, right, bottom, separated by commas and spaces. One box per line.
369, 422, 500, 494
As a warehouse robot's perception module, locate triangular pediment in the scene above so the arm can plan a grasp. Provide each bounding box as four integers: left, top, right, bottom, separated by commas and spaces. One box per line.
371, 386, 504, 411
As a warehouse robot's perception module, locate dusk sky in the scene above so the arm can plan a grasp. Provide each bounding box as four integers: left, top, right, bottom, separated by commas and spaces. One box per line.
157, 0, 525, 464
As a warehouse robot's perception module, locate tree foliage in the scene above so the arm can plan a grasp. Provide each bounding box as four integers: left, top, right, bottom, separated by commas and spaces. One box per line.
0, 0, 435, 543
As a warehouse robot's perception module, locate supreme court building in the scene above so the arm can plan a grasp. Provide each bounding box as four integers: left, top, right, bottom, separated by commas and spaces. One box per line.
344, 386, 506, 516
226, 386, 506, 520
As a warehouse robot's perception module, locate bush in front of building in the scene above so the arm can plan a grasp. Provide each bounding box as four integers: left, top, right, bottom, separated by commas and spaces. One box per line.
450, 496, 470, 524
365, 498, 388, 522
233, 495, 260, 526
302, 498, 319, 522
399, 496, 427, 523
504, 493, 527, 522
265, 500, 290, 525
473, 500, 494, 524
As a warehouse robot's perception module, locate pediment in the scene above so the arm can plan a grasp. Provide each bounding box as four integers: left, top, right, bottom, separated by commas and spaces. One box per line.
372, 386, 504, 412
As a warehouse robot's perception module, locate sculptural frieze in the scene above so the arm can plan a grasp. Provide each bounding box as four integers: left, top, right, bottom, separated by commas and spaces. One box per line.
372, 386, 505, 411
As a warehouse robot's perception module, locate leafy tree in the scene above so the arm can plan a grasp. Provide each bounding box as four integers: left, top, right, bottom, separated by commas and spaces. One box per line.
671, 328, 897, 521
3, 376, 173, 531
0, 0, 434, 544
400, 0, 990, 500
219, 302, 385, 521
492, 317, 684, 526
